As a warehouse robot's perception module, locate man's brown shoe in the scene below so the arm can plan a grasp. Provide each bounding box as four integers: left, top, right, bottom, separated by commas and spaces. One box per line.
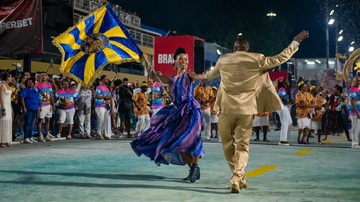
230, 184, 240, 193
242, 182, 248, 189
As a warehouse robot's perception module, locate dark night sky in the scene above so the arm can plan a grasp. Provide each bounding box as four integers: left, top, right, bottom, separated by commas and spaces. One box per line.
113, 0, 339, 58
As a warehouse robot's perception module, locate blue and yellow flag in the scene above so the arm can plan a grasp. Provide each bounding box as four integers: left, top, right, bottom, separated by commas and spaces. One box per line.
52, 3, 142, 86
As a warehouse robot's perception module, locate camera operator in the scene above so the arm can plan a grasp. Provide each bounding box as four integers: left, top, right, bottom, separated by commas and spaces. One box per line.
117, 78, 133, 138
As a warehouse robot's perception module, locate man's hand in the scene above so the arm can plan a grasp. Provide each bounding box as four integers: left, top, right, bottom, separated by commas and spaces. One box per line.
294, 30, 309, 43
357, 113, 360, 120
23, 107, 27, 115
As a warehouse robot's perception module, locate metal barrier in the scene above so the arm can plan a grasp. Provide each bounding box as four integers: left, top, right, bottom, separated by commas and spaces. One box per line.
129, 30, 154, 48
74, 0, 141, 27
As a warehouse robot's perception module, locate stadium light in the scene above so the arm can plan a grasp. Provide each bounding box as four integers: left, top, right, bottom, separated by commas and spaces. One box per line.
238, 33, 243, 36
217, 49, 221, 55
315, 60, 321, 64
328, 19, 335, 25
351, 41, 355, 45
306, 61, 315, 65
267, 12, 276, 17
330, 10, 334, 15
349, 47, 355, 52
337, 36, 343, 41
339, 30, 343, 34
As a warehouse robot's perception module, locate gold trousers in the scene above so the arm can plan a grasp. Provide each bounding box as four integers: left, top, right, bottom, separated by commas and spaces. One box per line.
218, 114, 253, 186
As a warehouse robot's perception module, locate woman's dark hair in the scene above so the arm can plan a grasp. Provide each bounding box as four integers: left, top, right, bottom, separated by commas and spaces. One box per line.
93, 78, 100, 87
18, 75, 24, 84
61, 80, 69, 87
25, 77, 35, 88
277, 78, 290, 95
0, 71, 10, 81
123, 78, 128, 82
173, 47, 186, 68
113, 79, 122, 87
335, 85, 343, 94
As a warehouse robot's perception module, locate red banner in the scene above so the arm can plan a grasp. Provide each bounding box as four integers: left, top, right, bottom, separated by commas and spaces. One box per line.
154, 36, 195, 77
0, 0, 43, 56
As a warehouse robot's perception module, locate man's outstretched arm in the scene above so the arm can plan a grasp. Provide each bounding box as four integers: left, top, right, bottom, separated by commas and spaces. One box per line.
205, 58, 221, 80
259, 30, 309, 70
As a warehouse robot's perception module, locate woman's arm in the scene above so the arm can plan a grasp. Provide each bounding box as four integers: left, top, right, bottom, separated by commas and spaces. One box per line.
0, 85, 4, 109
188, 71, 208, 81
142, 53, 172, 84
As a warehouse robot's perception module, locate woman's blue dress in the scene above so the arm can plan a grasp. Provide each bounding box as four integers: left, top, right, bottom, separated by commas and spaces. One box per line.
131, 72, 204, 166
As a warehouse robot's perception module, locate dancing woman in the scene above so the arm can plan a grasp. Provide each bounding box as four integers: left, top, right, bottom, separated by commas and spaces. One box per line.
131, 47, 207, 183
276, 77, 293, 146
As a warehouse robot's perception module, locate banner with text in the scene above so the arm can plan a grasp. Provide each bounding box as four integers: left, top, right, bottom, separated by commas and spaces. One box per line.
0, 0, 43, 56
154, 36, 195, 77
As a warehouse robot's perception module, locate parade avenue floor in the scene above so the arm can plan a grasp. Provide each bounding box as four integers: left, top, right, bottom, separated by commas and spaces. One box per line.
0, 128, 359, 202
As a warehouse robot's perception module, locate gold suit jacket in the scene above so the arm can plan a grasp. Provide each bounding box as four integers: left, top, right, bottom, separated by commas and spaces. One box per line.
206, 42, 299, 115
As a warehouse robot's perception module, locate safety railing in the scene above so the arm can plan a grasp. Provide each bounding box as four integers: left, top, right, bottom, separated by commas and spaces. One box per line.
74, 0, 141, 27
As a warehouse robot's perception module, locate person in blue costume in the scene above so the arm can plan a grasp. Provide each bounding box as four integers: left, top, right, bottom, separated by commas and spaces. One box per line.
131, 47, 208, 183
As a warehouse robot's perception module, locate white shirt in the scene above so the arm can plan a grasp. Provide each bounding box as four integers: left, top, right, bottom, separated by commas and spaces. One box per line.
78, 89, 92, 109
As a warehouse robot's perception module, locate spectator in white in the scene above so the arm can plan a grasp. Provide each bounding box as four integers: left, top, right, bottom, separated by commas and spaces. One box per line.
94, 75, 112, 140
55, 80, 80, 140
77, 85, 92, 139
194, 80, 214, 140
210, 86, 219, 139
35, 72, 55, 142
152, 72, 167, 115
0, 71, 13, 148
131, 81, 151, 137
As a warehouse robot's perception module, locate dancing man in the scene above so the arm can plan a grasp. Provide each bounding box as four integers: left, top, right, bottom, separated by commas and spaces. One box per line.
205, 30, 309, 193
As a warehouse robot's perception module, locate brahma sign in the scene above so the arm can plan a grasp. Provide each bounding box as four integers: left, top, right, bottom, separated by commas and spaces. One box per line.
155, 36, 204, 77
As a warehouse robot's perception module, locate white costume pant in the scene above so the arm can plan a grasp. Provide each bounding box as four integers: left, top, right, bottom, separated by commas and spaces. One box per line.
78, 109, 91, 136
202, 108, 211, 139
277, 106, 292, 142
95, 107, 110, 137
105, 110, 111, 138
351, 116, 360, 146
132, 114, 150, 136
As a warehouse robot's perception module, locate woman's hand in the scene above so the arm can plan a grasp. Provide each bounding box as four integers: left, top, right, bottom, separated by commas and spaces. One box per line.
2, 110, 6, 117
23, 107, 27, 115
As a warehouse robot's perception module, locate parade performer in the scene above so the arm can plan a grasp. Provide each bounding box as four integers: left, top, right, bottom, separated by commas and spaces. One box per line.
347, 76, 360, 148
205, 30, 309, 193
324, 85, 350, 141
309, 86, 325, 144
295, 81, 313, 144
131, 47, 208, 183
276, 77, 292, 146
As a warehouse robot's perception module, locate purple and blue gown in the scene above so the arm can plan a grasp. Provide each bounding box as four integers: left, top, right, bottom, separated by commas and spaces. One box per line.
131, 72, 204, 166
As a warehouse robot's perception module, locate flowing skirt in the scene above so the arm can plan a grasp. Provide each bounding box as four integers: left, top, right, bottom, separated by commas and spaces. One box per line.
131, 100, 204, 166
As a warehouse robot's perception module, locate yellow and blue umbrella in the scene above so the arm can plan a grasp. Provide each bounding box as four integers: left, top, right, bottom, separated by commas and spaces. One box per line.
53, 3, 142, 86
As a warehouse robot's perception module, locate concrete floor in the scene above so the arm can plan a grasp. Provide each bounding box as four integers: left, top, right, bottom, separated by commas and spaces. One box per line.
0, 129, 359, 202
